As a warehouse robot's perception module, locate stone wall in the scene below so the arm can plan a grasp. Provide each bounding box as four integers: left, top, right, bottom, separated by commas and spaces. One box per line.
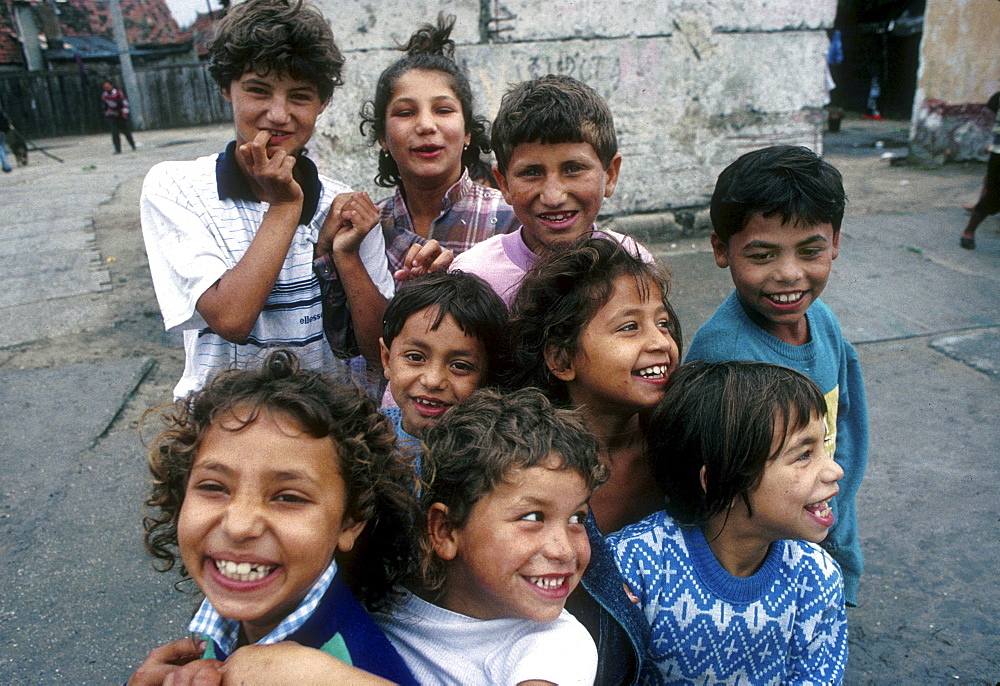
910, 0, 1000, 164
311, 0, 835, 219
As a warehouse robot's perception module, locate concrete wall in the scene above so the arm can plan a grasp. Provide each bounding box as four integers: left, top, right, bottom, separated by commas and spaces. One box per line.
910, 0, 1000, 164
311, 0, 835, 219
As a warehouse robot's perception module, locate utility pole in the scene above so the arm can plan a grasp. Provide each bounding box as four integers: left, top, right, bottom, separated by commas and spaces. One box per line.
108, 0, 144, 128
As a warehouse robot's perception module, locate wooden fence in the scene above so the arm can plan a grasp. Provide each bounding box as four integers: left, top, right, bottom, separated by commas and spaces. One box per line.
0, 62, 231, 139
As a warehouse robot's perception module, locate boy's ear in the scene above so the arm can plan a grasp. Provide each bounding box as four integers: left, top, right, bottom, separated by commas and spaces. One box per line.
335, 517, 367, 553
602, 153, 623, 198
709, 232, 730, 268
427, 503, 459, 561
379, 337, 392, 381
699, 465, 709, 494
831, 229, 841, 260
545, 343, 576, 382
493, 165, 512, 204
221, 85, 232, 103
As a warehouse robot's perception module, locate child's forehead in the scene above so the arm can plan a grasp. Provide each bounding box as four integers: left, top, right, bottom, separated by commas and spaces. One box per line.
395, 307, 484, 347
507, 139, 600, 168
735, 213, 836, 242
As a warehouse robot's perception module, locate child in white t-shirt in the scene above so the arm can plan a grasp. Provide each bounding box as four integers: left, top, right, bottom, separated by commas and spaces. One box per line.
377, 387, 608, 685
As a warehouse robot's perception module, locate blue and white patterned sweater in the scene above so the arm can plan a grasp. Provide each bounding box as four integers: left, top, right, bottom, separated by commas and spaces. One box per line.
607, 511, 847, 685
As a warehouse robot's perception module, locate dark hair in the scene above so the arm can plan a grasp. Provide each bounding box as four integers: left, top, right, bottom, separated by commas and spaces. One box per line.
646, 361, 827, 528
382, 271, 508, 386
506, 234, 681, 405
710, 145, 847, 242
142, 350, 416, 611
466, 155, 496, 188
492, 74, 618, 176
360, 13, 490, 188
418, 387, 608, 589
207, 0, 344, 102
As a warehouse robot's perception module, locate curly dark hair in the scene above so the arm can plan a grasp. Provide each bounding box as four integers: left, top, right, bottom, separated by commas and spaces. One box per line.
505, 234, 682, 406
207, 0, 344, 102
417, 387, 608, 590
359, 13, 490, 188
142, 349, 417, 611
646, 361, 827, 529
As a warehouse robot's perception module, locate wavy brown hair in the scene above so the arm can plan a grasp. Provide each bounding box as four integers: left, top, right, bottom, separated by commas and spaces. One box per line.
416, 387, 608, 590
207, 0, 344, 102
360, 13, 490, 188
142, 349, 417, 611
505, 234, 682, 406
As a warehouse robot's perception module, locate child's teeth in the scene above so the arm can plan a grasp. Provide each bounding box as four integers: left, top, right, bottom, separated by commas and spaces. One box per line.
637, 365, 666, 378
529, 576, 564, 590
215, 559, 274, 581
771, 292, 803, 303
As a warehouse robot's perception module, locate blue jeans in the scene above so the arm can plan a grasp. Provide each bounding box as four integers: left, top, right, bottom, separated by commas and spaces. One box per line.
0, 132, 11, 171
566, 515, 651, 685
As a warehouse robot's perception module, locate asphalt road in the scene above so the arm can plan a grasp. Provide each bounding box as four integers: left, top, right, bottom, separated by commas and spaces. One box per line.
0, 118, 997, 684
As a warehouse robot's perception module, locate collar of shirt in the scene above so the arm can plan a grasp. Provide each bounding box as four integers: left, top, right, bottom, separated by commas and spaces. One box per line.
215, 140, 321, 227
390, 168, 473, 230
188, 559, 339, 657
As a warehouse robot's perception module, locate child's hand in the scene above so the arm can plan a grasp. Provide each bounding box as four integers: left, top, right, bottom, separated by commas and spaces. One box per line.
394, 240, 454, 281
128, 638, 220, 685
320, 192, 380, 259
237, 130, 303, 206
221, 642, 395, 684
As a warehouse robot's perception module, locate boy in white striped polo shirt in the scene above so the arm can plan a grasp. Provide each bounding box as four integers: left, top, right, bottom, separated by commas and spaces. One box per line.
141, 0, 394, 399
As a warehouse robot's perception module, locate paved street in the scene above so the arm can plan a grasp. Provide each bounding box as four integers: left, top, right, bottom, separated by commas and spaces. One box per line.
0, 119, 997, 683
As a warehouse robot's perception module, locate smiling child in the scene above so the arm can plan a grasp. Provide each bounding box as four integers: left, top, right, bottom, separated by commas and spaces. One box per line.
451, 74, 653, 305
608, 361, 849, 683
131, 350, 417, 684
141, 0, 395, 398
375, 388, 608, 685
379, 270, 507, 441
685, 145, 867, 606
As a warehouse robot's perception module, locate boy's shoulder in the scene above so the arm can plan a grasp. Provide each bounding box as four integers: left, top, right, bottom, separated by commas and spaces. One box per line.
687, 293, 848, 362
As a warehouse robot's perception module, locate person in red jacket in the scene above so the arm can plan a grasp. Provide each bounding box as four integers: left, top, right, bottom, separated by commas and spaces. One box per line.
101, 81, 136, 154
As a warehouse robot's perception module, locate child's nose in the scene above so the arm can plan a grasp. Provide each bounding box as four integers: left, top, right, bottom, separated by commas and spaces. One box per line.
539, 175, 567, 207
222, 496, 267, 541
773, 254, 804, 283
421, 363, 447, 389
542, 525, 576, 561
823, 449, 844, 482
414, 108, 437, 133
266, 97, 292, 125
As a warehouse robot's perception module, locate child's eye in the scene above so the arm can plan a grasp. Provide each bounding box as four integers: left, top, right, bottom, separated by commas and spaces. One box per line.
436, 106, 456, 115
797, 450, 812, 462
569, 510, 588, 525
450, 360, 477, 374
274, 492, 309, 504
403, 352, 425, 363
520, 511, 543, 522
391, 109, 414, 118
193, 481, 226, 494
800, 247, 823, 258
748, 252, 773, 261
517, 168, 542, 178
564, 163, 584, 174
616, 322, 638, 333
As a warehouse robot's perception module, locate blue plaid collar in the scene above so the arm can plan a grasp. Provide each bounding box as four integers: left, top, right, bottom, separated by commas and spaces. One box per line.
188, 559, 338, 657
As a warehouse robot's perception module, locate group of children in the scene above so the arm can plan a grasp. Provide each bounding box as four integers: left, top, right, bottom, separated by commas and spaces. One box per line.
131, 0, 867, 683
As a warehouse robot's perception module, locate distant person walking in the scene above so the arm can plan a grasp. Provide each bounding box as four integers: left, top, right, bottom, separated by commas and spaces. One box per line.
960, 91, 1000, 250
0, 110, 13, 172
101, 81, 136, 154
